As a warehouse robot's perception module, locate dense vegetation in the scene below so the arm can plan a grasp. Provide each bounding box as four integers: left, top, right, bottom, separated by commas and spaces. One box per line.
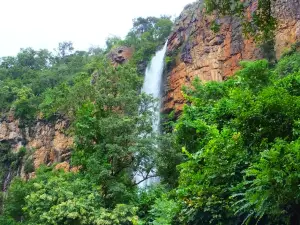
3, 46, 300, 224
0, 16, 172, 122
1, 3, 300, 225
205, 0, 277, 42
172, 49, 300, 224
0, 16, 173, 224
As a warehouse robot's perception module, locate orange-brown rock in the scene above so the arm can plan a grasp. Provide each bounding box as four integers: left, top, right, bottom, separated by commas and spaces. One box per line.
108, 46, 134, 66
54, 162, 81, 173
162, 0, 300, 114
54, 162, 70, 172
273, 0, 300, 58
0, 118, 73, 177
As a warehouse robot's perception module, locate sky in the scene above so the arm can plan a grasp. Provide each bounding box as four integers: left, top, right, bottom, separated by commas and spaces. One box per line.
0, 0, 194, 57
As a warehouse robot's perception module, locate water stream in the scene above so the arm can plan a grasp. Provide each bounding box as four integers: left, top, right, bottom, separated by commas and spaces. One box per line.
142, 41, 167, 132
136, 41, 168, 187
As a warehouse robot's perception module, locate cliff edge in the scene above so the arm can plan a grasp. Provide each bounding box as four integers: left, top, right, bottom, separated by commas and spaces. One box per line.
163, 0, 300, 114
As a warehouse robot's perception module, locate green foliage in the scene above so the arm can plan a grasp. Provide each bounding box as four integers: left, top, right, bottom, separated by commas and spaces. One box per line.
39, 72, 92, 119
23, 168, 102, 224
0, 14, 174, 224
13, 86, 38, 123
0, 13, 174, 225
0, 143, 25, 190
155, 133, 183, 188
58, 41, 74, 58
135, 185, 167, 223
0, 216, 18, 225
134, 185, 179, 225
6, 8, 300, 225
23, 148, 35, 174
71, 60, 157, 207
93, 204, 138, 225
122, 16, 172, 70
176, 128, 247, 224
0, 192, 3, 214
165, 48, 180, 73
0, 43, 91, 122
173, 51, 300, 224
3, 178, 30, 222
0, 15, 172, 121
2, 9, 300, 225
204, 0, 277, 43
149, 195, 179, 225
235, 139, 300, 224
105, 35, 123, 51
275, 51, 300, 77
2, 167, 138, 225
236, 60, 271, 91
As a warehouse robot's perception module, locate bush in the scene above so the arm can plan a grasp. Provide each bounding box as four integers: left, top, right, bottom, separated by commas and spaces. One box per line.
174, 51, 300, 224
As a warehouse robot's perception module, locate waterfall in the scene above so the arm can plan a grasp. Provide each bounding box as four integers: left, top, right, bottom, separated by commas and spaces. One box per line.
3, 169, 12, 192
142, 41, 167, 132
136, 41, 168, 188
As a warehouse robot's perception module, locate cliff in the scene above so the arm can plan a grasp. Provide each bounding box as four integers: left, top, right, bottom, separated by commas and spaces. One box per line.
1, 0, 299, 186
0, 116, 73, 181
163, 0, 300, 114
108, 46, 134, 66
0, 46, 134, 185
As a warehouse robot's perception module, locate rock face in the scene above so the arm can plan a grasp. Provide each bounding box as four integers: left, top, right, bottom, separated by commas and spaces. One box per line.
273, 0, 300, 58
162, 0, 300, 114
0, 46, 134, 180
108, 46, 134, 65
0, 116, 73, 176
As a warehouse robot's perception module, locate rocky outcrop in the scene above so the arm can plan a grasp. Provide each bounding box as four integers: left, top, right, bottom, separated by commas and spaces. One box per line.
0, 117, 73, 176
163, 0, 300, 114
108, 46, 134, 65
0, 46, 134, 180
273, 0, 300, 58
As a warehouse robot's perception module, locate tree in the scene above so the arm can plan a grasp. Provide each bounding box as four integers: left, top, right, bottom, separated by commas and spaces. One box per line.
123, 16, 173, 71
205, 0, 277, 42
0, 15, 175, 224
237, 139, 300, 224
2, 167, 138, 225
172, 51, 300, 224
71, 59, 157, 207
58, 41, 74, 58
13, 86, 38, 123
105, 35, 122, 51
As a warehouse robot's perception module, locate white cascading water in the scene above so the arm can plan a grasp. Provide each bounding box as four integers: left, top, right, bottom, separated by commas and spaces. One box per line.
136, 41, 168, 188
142, 41, 168, 132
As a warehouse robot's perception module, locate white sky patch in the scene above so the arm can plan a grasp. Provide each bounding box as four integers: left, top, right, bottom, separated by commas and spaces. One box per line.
0, 0, 194, 56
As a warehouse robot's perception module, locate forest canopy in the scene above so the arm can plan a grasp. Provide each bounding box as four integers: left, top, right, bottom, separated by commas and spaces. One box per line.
1, 4, 300, 225
2, 45, 300, 225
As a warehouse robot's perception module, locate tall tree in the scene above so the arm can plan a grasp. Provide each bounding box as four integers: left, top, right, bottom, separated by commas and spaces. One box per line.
71, 59, 157, 207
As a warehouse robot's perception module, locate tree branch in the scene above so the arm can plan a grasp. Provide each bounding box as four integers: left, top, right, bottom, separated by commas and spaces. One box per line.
133, 173, 158, 186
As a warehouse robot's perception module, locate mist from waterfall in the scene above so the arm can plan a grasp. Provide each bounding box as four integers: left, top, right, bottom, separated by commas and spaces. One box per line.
136, 41, 168, 188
